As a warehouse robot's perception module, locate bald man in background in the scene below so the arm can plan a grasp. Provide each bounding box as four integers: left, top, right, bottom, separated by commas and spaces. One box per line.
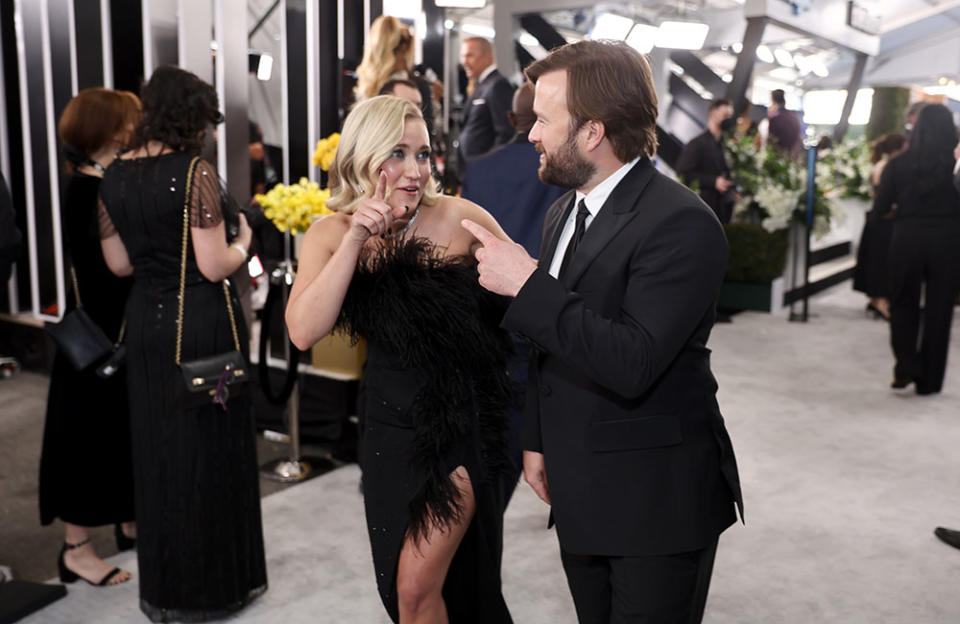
457, 37, 515, 164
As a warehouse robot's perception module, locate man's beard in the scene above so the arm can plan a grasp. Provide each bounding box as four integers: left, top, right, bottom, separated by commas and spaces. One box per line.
536, 130, 595, 189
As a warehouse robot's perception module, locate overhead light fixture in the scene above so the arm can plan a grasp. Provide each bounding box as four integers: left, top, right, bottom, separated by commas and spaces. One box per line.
257, 53, 273, 81
460, 23, 495, 39
731, 41, 743, 54
444, 19, 455, 30
773, 48, 794, 68
518, 32, 540, 48
248, 51, 273, 81
811, 61, 830, 78
625, 24, 657, 54
655, 21, 709, 50
756, 45, 775, 64
591, 13, 635, 41
793, 54, 812, 75
434, 0, 485, 7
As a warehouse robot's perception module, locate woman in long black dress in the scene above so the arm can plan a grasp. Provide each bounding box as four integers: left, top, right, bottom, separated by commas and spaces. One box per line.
852, 132, 905, 319
286, 95, 514, 623
875, 104, 960, 394
39, 87, 140, 587
99, 66, 266, 621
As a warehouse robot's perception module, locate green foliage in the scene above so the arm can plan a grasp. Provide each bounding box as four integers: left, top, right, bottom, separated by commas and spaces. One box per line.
865, 87, 910, 141
724, 223, 789, 284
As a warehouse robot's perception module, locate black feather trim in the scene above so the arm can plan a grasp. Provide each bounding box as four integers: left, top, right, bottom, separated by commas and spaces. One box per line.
337, 237, 517, 544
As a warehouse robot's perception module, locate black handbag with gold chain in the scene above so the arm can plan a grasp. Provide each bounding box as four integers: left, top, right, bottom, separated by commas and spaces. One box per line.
175, 156, 248, 410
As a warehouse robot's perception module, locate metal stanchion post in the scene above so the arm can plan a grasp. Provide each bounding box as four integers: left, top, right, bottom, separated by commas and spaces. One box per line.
260, 233, 333, 482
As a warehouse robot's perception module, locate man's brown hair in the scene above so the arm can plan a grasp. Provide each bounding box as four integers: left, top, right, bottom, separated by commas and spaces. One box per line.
524, 40, 658, 161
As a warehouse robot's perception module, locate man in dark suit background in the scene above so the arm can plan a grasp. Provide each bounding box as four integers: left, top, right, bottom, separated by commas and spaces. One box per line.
463, 40, 742, 623
457, 37, 514, 164
675, 98, 737, 224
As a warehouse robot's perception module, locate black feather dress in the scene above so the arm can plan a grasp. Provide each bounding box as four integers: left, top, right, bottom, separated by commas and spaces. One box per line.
337, 237, 515, 623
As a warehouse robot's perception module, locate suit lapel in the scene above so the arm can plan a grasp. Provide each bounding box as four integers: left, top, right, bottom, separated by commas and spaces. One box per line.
538, 191, 576, 268
563, 158, 657, 288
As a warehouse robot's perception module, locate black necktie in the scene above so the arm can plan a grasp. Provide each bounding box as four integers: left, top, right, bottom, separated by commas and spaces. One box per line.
558, 199, 590, 279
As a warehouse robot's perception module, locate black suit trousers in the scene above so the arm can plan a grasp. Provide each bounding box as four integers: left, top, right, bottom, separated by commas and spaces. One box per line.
889, 218, 960, 393
560, 539, 718, 624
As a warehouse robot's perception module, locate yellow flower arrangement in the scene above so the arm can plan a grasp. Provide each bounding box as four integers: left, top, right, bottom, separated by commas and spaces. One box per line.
312, 132, 340, 171
254, 177, 333, 235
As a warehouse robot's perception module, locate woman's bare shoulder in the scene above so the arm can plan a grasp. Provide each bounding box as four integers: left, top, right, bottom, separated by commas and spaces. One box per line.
303, 212, 350, 253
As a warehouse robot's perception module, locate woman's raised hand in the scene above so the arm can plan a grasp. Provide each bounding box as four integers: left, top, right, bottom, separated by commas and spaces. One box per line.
348, 171, 400, 244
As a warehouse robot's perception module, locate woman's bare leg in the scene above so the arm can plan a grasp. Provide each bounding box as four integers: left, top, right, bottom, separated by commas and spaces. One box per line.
396, 466, 475, 624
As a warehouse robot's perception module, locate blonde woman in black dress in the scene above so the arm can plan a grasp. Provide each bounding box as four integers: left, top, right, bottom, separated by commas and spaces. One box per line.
286, 95, 515, 623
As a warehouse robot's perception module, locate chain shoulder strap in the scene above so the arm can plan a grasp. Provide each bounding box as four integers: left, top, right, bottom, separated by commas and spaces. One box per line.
174, 157, 242, 365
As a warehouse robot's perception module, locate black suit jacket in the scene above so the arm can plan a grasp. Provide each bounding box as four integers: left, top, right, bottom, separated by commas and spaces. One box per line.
502, 158, 742, 557
458, 69, 514, 161
674, 130, 734, 223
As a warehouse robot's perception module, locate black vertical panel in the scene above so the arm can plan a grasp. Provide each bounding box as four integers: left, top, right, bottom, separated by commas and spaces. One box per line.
317, 0, 338, 137
110, 0, 143, 92
74, 0, 104, 89
421, 2, 443, 79
0, 1, 28, 308
726, 16, 766, 116
342, 0, 363, 73
286, 0, 309, 182
21, 0, 59, 313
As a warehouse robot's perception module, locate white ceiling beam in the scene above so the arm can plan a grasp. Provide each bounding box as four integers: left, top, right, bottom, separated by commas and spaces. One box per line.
881, 0, 960, 33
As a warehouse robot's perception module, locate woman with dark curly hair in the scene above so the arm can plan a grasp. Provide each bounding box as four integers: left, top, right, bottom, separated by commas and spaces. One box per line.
99, 66, 266, 621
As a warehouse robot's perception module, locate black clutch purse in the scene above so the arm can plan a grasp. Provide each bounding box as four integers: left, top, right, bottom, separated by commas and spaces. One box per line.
175, 156, 249, 410
45, 264, 124, 371
45, 307, 113, 370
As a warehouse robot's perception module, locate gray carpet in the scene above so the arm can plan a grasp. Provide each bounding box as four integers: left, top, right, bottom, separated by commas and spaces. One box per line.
4, 284, 960, 622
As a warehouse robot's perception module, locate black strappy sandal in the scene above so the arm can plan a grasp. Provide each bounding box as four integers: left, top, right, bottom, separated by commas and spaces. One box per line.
57, 539, 129, 586
114, 523, 136, 552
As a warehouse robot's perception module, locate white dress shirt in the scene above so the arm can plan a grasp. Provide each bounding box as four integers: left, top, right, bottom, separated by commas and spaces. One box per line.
547, 157, 641, 278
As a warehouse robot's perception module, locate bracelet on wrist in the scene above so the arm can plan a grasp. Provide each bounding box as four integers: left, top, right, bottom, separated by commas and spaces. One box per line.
231, 242, 248, 262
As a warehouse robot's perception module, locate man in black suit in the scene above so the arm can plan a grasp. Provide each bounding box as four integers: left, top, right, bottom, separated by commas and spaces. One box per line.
675, 98, 737, 224
463, 40, 742, 623
457, 37, 514, 163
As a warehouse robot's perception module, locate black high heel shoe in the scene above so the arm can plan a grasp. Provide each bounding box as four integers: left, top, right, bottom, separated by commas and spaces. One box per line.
865, 303, 889, 320
114, 523, 136, 552
58, 539, 127, 586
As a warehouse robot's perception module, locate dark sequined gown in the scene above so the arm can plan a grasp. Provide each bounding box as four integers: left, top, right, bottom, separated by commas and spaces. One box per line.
337, 238, 515, 623
99, 152, 267, 622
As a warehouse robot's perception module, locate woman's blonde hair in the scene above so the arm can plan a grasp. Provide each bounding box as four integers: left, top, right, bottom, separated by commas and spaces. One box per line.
355, 15, 414, 101
326, 95, 440, 215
